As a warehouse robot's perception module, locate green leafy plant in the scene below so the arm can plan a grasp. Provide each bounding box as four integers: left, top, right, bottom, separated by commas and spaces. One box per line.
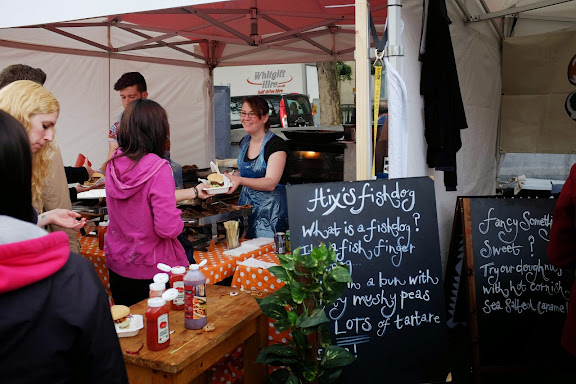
336, 61, 352, 82
255, 243, 355, 384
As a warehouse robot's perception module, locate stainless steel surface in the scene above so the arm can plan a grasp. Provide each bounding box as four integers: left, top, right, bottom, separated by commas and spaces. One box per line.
181, 205, 251, 226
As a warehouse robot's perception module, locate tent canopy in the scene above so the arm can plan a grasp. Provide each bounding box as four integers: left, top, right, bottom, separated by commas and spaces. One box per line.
0, 0, 387, 68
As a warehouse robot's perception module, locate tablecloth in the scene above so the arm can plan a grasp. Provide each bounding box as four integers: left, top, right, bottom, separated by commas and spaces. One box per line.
194, 240, 274, 284
232, 252, 284, 293
77, 234, 275, 300
209, 251, 292, 383
78, 235, 112, 300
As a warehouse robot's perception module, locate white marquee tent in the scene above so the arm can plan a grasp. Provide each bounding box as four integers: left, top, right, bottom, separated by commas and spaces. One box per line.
0, 0, 574, 266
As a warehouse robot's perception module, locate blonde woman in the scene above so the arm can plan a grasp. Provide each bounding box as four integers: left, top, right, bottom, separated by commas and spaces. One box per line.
0, 80, 84, 243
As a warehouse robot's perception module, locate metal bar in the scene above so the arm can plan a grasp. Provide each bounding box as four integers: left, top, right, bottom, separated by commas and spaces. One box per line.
355, 0, 371, 181
262, 9, 352, 20
142, 7, 247, 15
218, 44, 329, 61
262, 19, 341, 44
117, 27, 206, 61
19, 21, 109, 28
260, 14, 334, 55
0, 39, 204, 67
44, 26, 111, 51
470, 0, 575, 21
476, 0, 504, 39
115, 21, 246, 45
452, 0, 473, 20
183, 7, 254, 44
516, 13, 576, 22
116, 33, 176, 52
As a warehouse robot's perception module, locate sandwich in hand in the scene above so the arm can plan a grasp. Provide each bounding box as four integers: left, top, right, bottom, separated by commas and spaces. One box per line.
207, 173, 225, 188
84, 172, 104, 187
111, 305, 132, 329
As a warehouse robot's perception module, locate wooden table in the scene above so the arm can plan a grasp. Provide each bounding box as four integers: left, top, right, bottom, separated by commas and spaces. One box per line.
119, 285, 267, 384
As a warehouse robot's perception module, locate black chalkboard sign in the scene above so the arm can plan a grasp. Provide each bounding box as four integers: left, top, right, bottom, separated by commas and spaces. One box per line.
462, 197, 575, 371
286, 177, 448, 383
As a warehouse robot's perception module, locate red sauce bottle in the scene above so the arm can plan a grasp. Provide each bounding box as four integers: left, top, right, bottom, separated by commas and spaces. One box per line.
145, 297, 170, 351
170, 266, 186, 310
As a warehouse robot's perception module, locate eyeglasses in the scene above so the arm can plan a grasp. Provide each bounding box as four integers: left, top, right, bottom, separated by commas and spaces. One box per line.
240, 111, 258, 118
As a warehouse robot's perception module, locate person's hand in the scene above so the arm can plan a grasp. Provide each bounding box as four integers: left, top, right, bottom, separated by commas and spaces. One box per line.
195, 184, 210, 199
83, 158, 95, 179
38, 209, 86, 230
76, 184, 90, 193
226, 172, 241, 194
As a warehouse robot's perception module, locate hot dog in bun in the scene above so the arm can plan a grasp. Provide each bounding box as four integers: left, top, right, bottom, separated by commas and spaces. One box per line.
207, 173, 225, 188
111, 305, 132, 329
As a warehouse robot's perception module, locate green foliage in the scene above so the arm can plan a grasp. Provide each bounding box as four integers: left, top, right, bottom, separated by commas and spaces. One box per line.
256, 243, 355, 384
336, 61, 352, 82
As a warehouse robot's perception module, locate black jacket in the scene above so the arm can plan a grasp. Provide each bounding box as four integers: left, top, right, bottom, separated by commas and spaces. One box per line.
0, 217, 128, 384
420, 0, 468, 191
65, 166, 89, 202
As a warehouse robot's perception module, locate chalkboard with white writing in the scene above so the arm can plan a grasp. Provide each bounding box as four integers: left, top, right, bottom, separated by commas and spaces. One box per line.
463, 197, 574, 369
286, 177, 447, 383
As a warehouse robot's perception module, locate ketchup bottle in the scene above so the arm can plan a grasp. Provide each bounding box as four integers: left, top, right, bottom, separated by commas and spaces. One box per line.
170, 266, 186, 310
184, 260, 208, 330
149, 282, 165, 298
145, 297, 170, 351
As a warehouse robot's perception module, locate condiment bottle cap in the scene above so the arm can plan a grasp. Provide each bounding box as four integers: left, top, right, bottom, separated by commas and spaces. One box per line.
147, 297, 166, 307
153, 273, 169, 284
171, 266, 186, 274
162, 288, 179, 301
157, 263, 172, 272
189, 259, 207, 270
149, 282, 165, 291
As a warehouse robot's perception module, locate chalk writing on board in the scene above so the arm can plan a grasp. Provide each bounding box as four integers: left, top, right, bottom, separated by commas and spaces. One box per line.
473, 206, 570, 317
287, 177, 445, 384
464, 198, 576, 369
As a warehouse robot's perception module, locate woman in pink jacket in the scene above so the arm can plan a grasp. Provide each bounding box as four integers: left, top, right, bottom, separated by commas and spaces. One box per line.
105, 99, 206, 306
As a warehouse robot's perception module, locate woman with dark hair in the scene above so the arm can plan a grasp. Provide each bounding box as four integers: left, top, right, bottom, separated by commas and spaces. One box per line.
0, 110, 128, 383
105, 98, 207, 306
227, 95, 288, 238
0, 109, 34, 222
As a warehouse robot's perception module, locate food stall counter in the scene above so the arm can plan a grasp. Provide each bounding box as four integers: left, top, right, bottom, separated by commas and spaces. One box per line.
119, 284, 267, 384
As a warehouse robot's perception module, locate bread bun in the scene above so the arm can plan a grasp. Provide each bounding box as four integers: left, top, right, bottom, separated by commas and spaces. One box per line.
85, 172, 104, 186
207, 173, 224, 187
111, 305, 131, 328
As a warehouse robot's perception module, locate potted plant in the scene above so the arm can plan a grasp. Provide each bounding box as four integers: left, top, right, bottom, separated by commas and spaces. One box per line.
255, 243, 356, 384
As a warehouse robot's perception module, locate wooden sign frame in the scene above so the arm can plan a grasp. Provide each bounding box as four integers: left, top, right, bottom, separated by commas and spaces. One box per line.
459, 196, 574, 380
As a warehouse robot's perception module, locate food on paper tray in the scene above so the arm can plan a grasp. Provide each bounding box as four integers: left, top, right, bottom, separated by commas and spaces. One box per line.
111, 305, 132, 329
83, 172, 104, 187
202, 172, 232, 195
207, 173, 225, 187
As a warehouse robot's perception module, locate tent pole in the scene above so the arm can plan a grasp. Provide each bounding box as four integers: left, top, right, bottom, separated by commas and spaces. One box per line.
475, 0, 504, 40
355, 0, 372, 181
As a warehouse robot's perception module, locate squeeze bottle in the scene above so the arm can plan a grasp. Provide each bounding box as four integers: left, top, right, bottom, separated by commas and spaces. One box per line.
184, 260, 208, 330
145, 288, 178, 351
170, 266, 186, 310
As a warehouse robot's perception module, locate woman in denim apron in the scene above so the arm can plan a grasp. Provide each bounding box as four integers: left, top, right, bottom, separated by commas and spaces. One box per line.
227, 96, 288, 239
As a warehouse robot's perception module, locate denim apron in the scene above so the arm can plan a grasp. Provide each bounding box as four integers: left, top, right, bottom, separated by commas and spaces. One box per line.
237, 130, 288, 239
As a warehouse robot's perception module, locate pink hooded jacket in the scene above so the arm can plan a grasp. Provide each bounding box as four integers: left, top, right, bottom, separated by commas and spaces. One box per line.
105, 150, 186, 279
